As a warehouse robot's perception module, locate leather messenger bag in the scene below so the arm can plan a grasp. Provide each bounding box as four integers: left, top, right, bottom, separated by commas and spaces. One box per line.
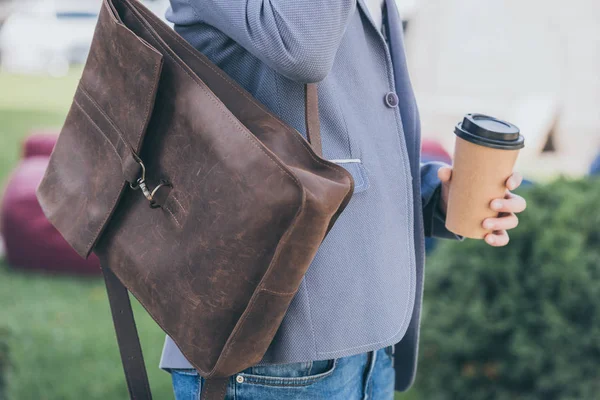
36, 0, 354, 398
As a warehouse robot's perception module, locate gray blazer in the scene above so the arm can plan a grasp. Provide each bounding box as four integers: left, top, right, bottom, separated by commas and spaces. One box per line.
159, 0, 457, 390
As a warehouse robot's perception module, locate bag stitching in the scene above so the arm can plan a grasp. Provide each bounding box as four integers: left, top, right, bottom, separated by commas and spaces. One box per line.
218, 379, 227, 399
209, 223, 308, 377
73, 99, 123, 162
71, 99, 129, 253
78, 84, 131, 157
214, 288, 279, 376
171, 194, 186, 215
258, 288, 297, 297
76, 89, 181, 228
305, 85, 317, 153
163, 203, 181, 228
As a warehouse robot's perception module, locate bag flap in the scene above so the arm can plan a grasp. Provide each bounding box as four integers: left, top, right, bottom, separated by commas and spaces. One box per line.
36, 0, 163, 258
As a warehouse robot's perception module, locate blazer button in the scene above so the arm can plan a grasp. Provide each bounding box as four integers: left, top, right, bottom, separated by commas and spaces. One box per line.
384, 92, 399, 108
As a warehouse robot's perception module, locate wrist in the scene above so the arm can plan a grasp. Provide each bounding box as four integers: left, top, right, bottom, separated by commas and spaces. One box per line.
438, 183, 449, 216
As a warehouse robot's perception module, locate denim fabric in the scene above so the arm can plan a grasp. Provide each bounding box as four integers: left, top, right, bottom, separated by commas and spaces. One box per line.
170, 347, 395, 400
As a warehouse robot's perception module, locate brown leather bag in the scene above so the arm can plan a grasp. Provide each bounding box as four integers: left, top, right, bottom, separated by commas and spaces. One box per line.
35, 0, 354, 399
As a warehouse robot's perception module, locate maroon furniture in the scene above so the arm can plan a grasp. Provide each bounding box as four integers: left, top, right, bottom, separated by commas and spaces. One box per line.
0, 133, 100, 274
421, 138, 452, 165
22, 131, 60, 158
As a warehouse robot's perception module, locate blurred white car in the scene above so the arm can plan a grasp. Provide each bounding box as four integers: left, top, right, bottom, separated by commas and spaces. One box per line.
0, 0, 170, 76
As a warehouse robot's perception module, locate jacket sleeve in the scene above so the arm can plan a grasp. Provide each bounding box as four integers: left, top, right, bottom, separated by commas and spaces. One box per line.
420, 162, 462, 240
167, 0, 356, 83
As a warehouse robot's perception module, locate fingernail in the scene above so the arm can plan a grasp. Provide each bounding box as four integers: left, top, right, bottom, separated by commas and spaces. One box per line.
492, 200, 503, 210
483, 221, 494, 230
507, 178, 515, 188
486, 236, 495, 245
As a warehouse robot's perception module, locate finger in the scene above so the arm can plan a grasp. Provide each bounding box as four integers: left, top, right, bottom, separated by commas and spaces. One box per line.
485, 230, 510, 247
506, 172, 523, 191
490, 193, 527, 213
437, 166, 452, 183
483, 213, 518, 231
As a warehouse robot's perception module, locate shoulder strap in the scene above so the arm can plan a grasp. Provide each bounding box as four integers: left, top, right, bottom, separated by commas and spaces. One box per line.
201, 377, 230, 400
305, 83, 323, 157
102, 265, 153, 400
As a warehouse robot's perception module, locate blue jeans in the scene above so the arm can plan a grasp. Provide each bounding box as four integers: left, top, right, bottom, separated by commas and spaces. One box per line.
169, 346, 395, 400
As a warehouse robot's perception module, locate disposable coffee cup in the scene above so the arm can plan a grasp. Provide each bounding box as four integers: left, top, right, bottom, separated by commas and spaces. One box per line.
445, 113, 525, 239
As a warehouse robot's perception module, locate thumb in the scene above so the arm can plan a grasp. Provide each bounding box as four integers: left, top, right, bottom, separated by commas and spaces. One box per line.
438, 166, 452, 183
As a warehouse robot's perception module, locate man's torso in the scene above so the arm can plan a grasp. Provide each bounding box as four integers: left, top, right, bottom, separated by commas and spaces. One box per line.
160, 0, 425, 379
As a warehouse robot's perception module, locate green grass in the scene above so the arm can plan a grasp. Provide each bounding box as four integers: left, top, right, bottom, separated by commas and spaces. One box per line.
0, 71, 80, 111
0, 69, 175, 399
0, 109, 65, 185
0, 69, 417, 399
0, 70, 79, 186
0, 263, 174, 400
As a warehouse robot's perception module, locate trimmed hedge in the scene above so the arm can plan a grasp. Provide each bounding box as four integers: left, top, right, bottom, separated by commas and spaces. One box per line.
416, 178, 600, 400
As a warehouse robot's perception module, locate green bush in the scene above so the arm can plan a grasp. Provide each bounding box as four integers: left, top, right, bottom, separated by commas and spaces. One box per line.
0, 327, 9, 400
416, 178, 600, 400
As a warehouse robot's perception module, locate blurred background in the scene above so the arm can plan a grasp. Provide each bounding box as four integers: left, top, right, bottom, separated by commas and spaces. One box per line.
0, 0, 599, 399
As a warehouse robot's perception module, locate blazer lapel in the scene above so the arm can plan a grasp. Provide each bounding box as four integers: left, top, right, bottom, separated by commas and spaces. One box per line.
384, 0, 409, 91
384, 0, 419, 143
356, 0, 381, 34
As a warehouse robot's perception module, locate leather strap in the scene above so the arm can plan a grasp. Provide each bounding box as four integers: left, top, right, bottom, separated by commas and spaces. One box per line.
102, 265, 153, 400
201, 378, 230, 400
305, 83, 323, 157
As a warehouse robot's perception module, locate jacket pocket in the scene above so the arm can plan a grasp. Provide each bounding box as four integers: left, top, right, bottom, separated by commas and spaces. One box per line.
329, 159, 369, 193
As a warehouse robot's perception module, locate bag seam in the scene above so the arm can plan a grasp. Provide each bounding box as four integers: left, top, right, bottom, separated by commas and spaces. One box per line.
69, 99, 127, 254
73, 99, 123, 162
259, 288, 297, 297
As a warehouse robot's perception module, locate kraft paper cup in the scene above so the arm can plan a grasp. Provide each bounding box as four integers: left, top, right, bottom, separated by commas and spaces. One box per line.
445, 114, 525, 239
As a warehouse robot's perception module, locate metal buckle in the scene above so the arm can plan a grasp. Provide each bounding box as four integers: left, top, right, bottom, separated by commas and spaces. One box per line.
129, 159, 172, 208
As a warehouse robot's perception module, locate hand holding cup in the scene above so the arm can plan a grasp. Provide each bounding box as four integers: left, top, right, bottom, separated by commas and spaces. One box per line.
438, 167, 526, 246
437, 114, 526, 246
